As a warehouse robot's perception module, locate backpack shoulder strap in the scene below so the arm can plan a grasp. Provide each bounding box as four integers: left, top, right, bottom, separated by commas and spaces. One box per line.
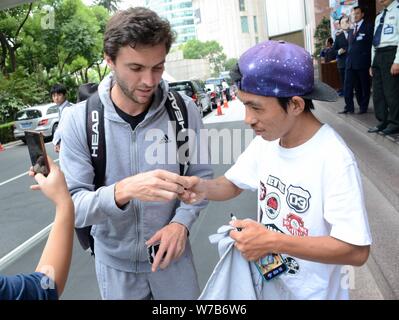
85, 91, 106, 189
164, 90, 189, 176
75, 92, 105, 255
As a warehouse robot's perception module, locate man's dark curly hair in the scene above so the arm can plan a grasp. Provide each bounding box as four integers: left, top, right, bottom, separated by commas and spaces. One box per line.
104, 7, 176, 62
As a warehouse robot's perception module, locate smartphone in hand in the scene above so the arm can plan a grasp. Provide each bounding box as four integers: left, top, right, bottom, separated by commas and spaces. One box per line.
147, 243, 167, 265
24, 131, 50, 177
147, 243, 160, 264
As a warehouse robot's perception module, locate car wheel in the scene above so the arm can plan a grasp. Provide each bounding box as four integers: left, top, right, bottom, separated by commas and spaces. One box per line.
21, 138, 26, 144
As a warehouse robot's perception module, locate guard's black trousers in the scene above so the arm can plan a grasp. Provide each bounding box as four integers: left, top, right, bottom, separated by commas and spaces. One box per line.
372, 46, 399, 129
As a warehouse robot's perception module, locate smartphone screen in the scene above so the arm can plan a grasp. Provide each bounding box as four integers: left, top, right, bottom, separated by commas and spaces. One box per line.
24, 131, 50, 177
147, 243, 160, 264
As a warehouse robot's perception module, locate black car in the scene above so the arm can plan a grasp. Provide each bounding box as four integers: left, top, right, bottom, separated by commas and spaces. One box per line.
168, 80, 212, 117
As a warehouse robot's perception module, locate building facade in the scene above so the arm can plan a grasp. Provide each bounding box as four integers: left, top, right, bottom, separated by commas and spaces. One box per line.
193, 0, 268, 59
165, 50, 211, 80
265, 0, 310, 50
145, 0, 197, 45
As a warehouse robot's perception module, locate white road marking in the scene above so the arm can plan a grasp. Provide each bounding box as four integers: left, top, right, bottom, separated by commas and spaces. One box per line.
0, 224, 53, 271
0, 155, 59, 269
0, 158, 59, 187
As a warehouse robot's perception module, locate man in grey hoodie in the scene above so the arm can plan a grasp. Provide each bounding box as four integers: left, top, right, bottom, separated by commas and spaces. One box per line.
59, 7, 213, 300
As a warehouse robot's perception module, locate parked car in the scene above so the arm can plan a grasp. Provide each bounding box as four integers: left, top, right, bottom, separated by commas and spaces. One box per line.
168, 80, 212, 117
13, 103, 60, 143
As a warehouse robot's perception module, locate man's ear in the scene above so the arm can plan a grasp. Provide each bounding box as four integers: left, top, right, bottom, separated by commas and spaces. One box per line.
104, 54, 115, 70
288, 96, 305, 115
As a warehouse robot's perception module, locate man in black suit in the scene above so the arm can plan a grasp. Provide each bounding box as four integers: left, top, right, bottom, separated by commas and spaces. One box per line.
333, 16, 350, 97
339, 6, 374, 114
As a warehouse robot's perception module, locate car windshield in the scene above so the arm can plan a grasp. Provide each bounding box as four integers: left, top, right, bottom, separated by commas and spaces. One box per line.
16, 109, 42, 121
169, 82, 193, 96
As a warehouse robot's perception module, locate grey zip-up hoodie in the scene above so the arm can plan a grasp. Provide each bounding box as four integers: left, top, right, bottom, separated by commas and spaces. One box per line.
59, 74, 213, 272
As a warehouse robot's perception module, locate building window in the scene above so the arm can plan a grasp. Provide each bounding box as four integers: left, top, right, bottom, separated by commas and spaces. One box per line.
239, 0, 245, 12
253, 16, 258, 33
241, 16, 249, 33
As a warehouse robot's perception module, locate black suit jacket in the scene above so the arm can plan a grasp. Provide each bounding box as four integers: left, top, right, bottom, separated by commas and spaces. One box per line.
346, 22, 373, 70
332, 31, 349, 69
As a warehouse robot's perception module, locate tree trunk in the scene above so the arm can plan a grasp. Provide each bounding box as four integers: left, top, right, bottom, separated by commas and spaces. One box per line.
8, 45, 16, 72
0, 33, 8, 76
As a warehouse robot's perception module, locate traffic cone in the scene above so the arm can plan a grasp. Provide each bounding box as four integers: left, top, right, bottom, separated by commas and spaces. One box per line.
0, 142, 4, 152
216, 100, 223, 116
231, 91, 237, 100
223, 98, 229, 109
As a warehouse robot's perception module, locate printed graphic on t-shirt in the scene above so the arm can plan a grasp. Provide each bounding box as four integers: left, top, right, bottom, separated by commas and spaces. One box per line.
283, 213, 309, 236
286, 185, 311, 214
263, 224, 300, 277
266, 175, 286, 194
285, 257, 300, 275
265, 193, 281, 220
259, 181, 267, 201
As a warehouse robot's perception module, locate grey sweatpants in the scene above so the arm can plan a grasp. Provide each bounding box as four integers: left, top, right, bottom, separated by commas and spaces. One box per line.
95, 255, 200, 300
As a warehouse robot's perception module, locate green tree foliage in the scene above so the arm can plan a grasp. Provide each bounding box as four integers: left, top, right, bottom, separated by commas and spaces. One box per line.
182, 39, 227, 77
314, 16, 332, 58
0, 67, 48, 122
223, 58, 238, 73
0, 0, 110, 123
19, 0, 107, 79
0, 3, 33, 75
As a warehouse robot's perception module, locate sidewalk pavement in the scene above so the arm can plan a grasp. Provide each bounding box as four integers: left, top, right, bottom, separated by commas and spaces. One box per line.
326, 94, 399, 144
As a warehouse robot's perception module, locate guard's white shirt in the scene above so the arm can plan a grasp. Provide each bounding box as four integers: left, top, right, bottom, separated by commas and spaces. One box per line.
372, 0, 399, 64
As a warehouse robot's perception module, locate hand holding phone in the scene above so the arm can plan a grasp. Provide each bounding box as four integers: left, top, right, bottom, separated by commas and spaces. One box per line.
25, 131, 50, 177
147, 243, 167, 265
29, 156, 70, 207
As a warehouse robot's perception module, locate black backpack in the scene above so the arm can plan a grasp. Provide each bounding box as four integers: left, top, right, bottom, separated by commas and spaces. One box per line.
75, 89, 189, 255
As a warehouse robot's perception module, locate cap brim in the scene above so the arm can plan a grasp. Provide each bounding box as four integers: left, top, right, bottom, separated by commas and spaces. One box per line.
301, 80, 338, 102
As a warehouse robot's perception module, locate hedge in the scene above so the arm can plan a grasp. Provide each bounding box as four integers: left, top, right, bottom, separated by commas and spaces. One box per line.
0, 122, 15, 144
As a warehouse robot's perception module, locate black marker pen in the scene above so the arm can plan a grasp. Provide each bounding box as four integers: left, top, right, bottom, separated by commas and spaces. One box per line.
230, 213, 242, 231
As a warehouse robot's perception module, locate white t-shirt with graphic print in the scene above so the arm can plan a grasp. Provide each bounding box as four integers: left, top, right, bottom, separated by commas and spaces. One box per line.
225, 124, 372, 300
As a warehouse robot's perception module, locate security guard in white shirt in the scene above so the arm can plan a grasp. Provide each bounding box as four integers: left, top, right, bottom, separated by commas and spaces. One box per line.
369, 0, 399, 135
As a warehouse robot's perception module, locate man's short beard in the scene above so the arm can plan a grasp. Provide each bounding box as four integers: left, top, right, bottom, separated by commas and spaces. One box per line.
114, 72, 149, 105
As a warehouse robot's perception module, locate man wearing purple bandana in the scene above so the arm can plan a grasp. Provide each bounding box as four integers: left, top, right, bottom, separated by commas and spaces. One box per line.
182, 40, 372, 299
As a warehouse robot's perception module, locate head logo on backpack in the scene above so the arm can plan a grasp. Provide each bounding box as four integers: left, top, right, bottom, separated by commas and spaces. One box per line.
74, 84, 189, 255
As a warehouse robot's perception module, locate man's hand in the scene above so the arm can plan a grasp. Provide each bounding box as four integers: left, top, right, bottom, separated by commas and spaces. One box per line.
369, 67, 373, 77
229, 219, 279, 261
178, 176, 207, 204
338, 48, 346, 55
146, 222, 188, 272
114, 170, 191, 207
391, 63, 399, 76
